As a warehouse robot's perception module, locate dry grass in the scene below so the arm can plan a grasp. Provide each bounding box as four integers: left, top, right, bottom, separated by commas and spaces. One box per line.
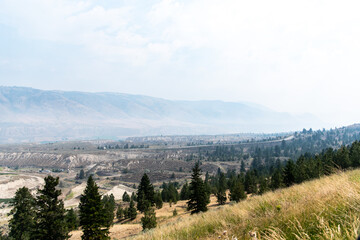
131, 169, 360, 240
69, 224, 142, 240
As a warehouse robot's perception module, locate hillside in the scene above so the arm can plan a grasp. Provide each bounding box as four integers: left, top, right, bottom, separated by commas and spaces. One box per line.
0, 86, 320, 143
130, 169, 360, 240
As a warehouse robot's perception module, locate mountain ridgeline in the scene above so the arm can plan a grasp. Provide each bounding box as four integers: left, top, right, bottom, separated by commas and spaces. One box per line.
0, 86, 319, 143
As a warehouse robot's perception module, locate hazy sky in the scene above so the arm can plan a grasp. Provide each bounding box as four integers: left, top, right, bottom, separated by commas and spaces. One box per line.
1, 0, 360, 127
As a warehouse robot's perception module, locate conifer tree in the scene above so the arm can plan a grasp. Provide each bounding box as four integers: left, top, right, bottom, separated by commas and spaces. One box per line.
122, 191, 130, 202
229, 179, 246, 202
187, 162, 209, 214
141, 207, 157, 230
216, 172, 227, 205
244, 170, 258, 194
258, 176, 270, 195
270, 169, 283, 190
79, 169, 85, 179
154, 191, 163, 209
128, 200, 137, 220
240, 160, 246, 172
180, 182, 190, 200
32, 175, 69, 240
173, 208, 178, 216
65, 208, 79, 231
79, 176, 109, 240
283, 160, 296, 187
102, 194, 116, 228
335, 146, 351, 169
8, 187, 36, 240
123, 208, 129, 220
137, 173, 155, 212
131, 192, 136, 202
116, 206, 123, 221
350, 141, 360, 167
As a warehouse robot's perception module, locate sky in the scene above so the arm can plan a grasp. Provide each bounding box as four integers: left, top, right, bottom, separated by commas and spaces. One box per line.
1, 0, 360, 128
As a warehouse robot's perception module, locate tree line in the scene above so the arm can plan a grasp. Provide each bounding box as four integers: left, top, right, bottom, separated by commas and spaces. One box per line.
199, 140, 360, 206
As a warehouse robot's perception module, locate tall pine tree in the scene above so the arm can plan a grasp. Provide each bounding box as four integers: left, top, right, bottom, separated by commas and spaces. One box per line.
187, 162, 209, 214
216, 172, 227, 205
8, 187, 36, 240
79, 176, 109, 240
102, 194, 116, 228
283, 160, 296, 187
128, 200, 137, 220
32, 176, 69, 240
137, 173, 155, 212
229, 178, 246, 202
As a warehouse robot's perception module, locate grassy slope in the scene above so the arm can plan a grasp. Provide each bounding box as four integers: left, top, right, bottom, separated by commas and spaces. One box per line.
132, 169, 360, 240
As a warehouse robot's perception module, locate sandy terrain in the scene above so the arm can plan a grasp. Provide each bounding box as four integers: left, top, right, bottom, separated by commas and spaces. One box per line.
0, 174, 44, 199
105, 184, 135, 200
64, 182, 87, 208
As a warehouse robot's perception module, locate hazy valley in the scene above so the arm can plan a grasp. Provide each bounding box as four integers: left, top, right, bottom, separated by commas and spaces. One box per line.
0, 86, 320, 143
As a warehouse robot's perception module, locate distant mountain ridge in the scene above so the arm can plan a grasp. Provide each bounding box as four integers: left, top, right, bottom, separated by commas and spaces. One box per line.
0, 86, 320, 143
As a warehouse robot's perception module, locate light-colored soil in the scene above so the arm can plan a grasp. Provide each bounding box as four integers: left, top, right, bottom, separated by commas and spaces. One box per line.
64, 182, 87, 208
105, 184, 135, 200
0, 174, 44, 199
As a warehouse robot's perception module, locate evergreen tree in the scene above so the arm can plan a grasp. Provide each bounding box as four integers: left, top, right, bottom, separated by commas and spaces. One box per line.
154, 191, 163, 209
229, 179, 246, 202
295, 155, 309, 183
123, 208, 129, 220
244, 170, 258, 194
350, 141, 360, 167
116, 206, 124, 221
283, 160, 296, 187
79, 176, 109, 240
128, 200, 137, 220
141, 208, 157, 230
8, 187, 36, 240
173, 208, 178, 216
79, 169, 85, 179
335, 146, 351, 169
180, 182, 190, 200
32, 175, 69, 240
122, 191, 130, 202
240, 160, 246, 172
187, 162, 209, 214
216, 172, 227, 205
137, 174, 155, 212
102, 194, 116, 228
130, 192, 136, 202
258, 176, 270, 195
65, 208, 79, 231
270, 169, 283, 190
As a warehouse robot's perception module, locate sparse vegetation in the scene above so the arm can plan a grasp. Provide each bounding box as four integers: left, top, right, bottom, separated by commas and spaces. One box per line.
133, 169, 360, 240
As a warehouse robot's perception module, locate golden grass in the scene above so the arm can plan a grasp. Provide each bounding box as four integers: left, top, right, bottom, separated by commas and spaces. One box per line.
131, 169, 360, 240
